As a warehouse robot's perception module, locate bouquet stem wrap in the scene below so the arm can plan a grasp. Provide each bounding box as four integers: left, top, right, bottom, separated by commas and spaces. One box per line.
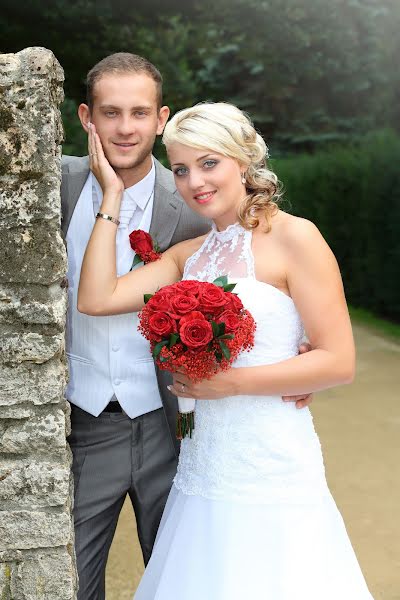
176, 397, 196, 440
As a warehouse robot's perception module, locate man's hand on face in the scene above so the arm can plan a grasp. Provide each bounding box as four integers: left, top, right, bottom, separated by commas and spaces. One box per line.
282, 342, 313, 409
88, 122, 124, 195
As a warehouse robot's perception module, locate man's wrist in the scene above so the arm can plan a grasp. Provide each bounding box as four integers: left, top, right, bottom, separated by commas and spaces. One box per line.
99, 198, 121, 219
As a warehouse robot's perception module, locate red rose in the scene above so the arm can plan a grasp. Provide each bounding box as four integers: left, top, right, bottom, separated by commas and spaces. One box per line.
216, 310, 241, 332
198, 283, 229, 314
141, 250, 161, 263
129, 230, 153, 254
175, 280, 201, 296
146, 291, 172, 312
180, 318, 213, 349
129, 230, 161, 263
148, 311, 176, 340
224, 292, 244, 312
178, 311, 206, 329
170, 293, 199, 317
158, 285, 176, 299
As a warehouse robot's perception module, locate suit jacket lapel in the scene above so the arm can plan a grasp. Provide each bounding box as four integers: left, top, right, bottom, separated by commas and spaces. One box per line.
149, 159, 182, 250
61, 156, 181, 247
61, 156, 90, 238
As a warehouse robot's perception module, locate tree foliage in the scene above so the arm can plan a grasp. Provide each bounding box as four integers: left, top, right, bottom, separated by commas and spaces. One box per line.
275, 130, 400, 322
1, 0, 398, 153
1, 0, 399, 321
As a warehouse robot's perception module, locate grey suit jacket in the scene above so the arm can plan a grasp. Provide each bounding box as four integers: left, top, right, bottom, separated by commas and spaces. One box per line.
60, 155, 211, 452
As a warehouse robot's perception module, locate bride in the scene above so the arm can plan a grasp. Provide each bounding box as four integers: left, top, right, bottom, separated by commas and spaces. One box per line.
78, 102, 374, 599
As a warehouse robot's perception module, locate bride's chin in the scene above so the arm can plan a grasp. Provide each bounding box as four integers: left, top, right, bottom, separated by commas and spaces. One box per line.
186, 202, 214, 217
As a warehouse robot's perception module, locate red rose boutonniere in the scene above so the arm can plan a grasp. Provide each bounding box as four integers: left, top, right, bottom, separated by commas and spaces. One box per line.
129, 230, 162, 270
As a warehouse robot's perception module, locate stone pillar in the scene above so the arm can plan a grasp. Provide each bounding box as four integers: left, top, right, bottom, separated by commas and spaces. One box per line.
0, 48, 76, 599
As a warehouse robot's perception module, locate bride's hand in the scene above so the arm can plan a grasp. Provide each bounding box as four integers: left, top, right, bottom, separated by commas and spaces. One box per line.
169, 370, 237, 400
170, 359, 313, 408
88, 122, 124, 196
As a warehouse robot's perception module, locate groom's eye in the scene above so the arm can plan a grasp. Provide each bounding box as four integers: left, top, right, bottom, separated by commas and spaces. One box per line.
105, 111, 117, 118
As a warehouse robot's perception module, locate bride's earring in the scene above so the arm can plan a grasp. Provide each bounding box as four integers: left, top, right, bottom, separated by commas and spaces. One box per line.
241, 173, 246, 184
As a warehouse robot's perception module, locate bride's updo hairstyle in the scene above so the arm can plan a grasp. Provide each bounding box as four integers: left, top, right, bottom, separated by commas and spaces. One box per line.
162, 102, 281, 230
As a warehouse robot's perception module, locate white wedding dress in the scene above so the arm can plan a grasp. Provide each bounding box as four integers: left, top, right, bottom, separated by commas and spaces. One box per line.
133, 223, 374, 600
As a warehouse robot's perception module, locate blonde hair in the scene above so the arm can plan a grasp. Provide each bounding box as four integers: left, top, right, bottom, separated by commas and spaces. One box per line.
162, 102, 281, 230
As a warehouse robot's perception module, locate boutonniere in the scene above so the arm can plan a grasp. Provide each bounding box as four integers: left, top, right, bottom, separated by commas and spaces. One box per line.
129, 230, 162, 269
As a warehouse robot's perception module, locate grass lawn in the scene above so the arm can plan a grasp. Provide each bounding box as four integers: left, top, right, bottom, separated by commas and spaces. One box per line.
349, 306, 400, 342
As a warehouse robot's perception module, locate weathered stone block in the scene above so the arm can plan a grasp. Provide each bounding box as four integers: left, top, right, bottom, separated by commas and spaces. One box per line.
0, 459, 71, 509
0, 562, 13, 599
0, 328, 64, 364
0, 228, 67, 285
0, 409, 67, 454
0, 176, 61, 229
0, 406, 33, 419
0, 47, 64, 178
0, 511, 71, 551
0, 283, 67, 328
0, 46, 75, 597
0, 359, 67, 406
0, 47, 63, 89
0, 550, 75, 600
12, 551, 75, 600
0, 551, 23, 562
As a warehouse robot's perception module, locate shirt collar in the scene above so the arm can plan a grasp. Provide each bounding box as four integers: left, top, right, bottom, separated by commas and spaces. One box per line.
92, 157, 156, 211
123, 157, 155, 210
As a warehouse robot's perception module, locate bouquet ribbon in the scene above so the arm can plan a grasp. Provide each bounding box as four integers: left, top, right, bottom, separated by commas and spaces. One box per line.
176, 397, 196, 440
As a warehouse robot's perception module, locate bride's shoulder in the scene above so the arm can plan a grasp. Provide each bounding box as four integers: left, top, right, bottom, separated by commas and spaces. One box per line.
167, 232, 209, 269
272, 211, 326, 252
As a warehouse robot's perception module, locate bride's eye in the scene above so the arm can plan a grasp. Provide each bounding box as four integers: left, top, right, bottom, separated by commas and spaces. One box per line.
173, 166, 188, 176
203, 159, 218, 169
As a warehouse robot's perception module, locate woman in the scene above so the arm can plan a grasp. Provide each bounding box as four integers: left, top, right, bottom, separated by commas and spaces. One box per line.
78, 102, 374, 599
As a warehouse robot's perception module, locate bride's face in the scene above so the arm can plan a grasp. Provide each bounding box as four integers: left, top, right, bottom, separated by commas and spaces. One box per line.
167, 143, 246, 231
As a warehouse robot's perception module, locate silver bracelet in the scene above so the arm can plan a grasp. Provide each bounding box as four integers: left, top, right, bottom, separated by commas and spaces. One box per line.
95, 212, 120, 226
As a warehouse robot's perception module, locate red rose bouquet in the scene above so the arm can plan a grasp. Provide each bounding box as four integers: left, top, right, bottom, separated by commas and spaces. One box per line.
129, 230, 162, 269
138, 276, 256, 439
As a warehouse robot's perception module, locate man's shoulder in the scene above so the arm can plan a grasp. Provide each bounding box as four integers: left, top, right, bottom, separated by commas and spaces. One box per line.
153, 157, 177, 195
62, 154, 90, 175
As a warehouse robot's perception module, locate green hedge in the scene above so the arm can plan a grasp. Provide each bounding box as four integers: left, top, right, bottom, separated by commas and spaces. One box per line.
273, 130, 400, 323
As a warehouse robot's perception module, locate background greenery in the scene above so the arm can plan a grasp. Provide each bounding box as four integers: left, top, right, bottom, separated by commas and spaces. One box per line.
274, 130, 400, 321
1, 0, 399, 321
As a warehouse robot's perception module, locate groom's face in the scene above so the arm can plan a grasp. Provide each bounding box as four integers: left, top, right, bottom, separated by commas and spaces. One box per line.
84, 73, 169, 174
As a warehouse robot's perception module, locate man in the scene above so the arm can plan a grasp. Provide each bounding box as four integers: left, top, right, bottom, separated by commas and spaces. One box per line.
62, 52, 311, 600
62, 52, 210, 600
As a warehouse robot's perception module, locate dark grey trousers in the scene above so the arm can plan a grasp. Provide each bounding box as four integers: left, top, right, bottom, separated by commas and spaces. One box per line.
68, 404, 178, 600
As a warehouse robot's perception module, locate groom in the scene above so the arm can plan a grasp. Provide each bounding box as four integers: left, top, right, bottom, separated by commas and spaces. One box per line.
62, 52, 312, 599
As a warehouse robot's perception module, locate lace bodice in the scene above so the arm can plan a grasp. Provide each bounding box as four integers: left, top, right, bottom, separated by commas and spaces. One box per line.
175, 223, 328, 504
183, 221, 255, 281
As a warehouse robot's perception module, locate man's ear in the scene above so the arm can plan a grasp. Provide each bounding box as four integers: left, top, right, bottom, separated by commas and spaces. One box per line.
78, 104, 91, 133
156, 105, 170, 135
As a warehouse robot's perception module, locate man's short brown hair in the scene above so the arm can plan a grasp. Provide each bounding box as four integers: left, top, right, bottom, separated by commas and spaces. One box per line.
86, 52, 163, 110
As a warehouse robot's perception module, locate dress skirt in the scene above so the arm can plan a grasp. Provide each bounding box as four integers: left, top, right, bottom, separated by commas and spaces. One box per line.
133, 483, 373, 600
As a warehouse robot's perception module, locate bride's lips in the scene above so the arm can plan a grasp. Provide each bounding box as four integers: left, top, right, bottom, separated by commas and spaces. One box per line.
193, 191, 216, 205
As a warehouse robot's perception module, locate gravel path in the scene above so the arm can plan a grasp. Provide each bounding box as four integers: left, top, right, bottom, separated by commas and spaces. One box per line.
105, 323, 400, 600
